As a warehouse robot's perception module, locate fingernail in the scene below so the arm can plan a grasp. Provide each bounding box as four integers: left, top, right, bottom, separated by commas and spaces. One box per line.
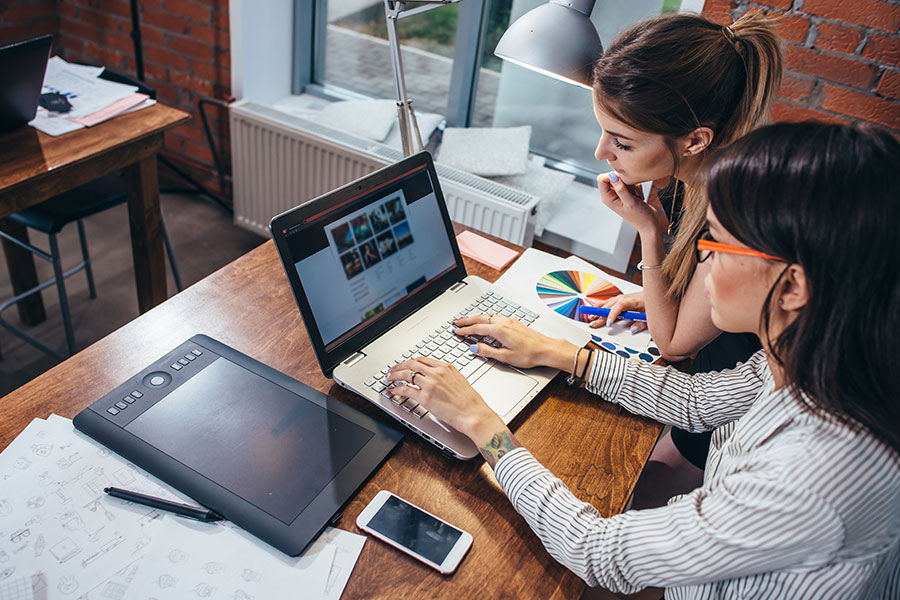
605, 318, 612, 327
609, 171, 619, 183
630, 325, 639, 335
469, 344, 479, 354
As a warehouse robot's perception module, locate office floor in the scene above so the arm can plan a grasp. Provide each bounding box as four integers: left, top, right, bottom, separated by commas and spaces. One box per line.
0, 191, 265, 398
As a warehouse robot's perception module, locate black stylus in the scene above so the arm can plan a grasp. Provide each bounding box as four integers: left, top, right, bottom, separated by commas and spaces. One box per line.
104, 487, 224, 522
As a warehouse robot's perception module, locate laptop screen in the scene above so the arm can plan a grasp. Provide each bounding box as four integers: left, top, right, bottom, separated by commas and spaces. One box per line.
281, 160, 459, 354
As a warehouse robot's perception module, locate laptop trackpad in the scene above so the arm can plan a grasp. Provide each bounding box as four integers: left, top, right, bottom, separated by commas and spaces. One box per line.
471, 363, 538, 417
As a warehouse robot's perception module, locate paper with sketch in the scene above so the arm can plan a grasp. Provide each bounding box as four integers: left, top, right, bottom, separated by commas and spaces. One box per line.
41, 57, 137, 119
0, 416, 173, 599
0, 575, 36, 600
495, 248, 659, 362
313, 528, 366, 600
122, 517, 335, 600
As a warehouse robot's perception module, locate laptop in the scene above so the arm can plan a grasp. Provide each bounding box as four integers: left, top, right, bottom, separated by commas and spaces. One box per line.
271, 151, 590, 459
0, 34, 52, 134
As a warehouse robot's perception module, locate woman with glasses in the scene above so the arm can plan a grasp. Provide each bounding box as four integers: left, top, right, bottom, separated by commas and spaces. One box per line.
386, 122, 900, 597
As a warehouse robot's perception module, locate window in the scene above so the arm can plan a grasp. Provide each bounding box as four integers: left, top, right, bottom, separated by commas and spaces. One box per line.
304, 0, 696, 178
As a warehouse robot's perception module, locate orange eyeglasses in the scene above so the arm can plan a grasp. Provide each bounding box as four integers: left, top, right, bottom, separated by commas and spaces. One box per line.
696, 230, 783, 263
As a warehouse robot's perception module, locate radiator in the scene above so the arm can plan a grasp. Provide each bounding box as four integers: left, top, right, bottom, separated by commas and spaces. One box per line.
229, 100, 539, 245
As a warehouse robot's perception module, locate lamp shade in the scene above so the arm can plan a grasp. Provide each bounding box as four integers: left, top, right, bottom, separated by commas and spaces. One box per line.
494, 0, 602, 89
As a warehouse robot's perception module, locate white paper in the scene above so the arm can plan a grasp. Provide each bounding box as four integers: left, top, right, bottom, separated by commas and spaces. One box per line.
41, 57, 137, 118
0, 575, 35, 600
27, 109, 84, 136
122, 518, 336, 600
496, 248, 659, 361
0, 417, 173, 599
312, 528, 366, 600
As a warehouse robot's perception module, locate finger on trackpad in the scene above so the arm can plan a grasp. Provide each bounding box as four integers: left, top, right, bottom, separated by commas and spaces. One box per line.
471, 364, 538, 417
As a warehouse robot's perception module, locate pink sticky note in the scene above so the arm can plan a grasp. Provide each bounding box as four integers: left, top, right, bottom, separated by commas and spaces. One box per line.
456, 230, 520, 270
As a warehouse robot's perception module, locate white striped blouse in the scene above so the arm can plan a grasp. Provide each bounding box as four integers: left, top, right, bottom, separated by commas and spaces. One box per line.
494, 350, 900, 599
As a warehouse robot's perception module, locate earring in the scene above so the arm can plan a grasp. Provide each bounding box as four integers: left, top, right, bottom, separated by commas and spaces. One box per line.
778, 299, 784, 306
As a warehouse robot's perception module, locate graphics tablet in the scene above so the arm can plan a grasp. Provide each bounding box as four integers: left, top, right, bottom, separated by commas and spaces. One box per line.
73, 335, 404, 556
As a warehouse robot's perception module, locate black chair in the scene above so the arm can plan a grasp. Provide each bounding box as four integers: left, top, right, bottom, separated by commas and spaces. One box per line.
0, 174, 182, 359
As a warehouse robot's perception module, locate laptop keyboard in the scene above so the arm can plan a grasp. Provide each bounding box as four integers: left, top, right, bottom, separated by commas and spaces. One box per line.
365, 291, 540, 419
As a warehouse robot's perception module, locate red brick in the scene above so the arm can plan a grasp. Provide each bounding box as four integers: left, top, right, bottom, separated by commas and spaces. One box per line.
2, 0, 56, 22
814, 21, 863, 55
62, 18, 99, 43
877, 70, 900, 100
770, 100, 851, 124
862, 33, 900, 66
172, 122, 207, 143
164, 131, 185, 152
192, 60, 228, 82
144, 44, 190, 71
702, 0, 737, 25
785, 44, 877, 89
30, 18, 60, 38
0, 24, 34, 46
82, 40, 127, 70
140, 24, 166, 47
167, 35, 212, 61
142, 7, 188, 34
97, 0, 133, 19
822, 83, 900, 128
774, 14, 810, 44
154, 81, 181, 105
803, 0, 900, 33
183, 139, 214, 165
189, 22, 223, 46
211, 9, 229, 31
170, 69, 216, 96
749, 0, 792, 9
777, 74, 816, 103
79, 7, 125, 33
58, 3, 80, 19
143, 62, 170, 83
164, 0, 211, 22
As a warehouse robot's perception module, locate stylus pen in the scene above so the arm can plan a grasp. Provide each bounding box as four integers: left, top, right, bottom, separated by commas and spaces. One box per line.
104, 487, 224, 523
577, 306, 648, 322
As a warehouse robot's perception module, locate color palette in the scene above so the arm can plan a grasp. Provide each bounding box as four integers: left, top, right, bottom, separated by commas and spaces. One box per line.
536, 270, 622, 322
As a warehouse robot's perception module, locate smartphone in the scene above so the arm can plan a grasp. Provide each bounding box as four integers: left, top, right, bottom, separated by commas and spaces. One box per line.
356, 490, 473, 574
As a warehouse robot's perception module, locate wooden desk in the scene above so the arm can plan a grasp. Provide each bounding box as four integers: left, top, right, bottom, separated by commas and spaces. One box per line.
0, 104, 190, 324
0, 234, 662, 599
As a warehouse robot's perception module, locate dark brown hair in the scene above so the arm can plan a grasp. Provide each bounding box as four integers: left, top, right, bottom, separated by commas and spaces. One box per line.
592, 12, 782, 299
707, 121, 900, 453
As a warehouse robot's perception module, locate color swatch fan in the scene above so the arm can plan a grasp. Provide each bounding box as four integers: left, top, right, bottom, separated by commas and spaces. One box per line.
536, 270, 622, 322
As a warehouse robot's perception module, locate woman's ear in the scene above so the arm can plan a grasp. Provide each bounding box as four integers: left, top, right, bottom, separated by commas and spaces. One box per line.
777, 264, 809, 312
681, 127, 715, 156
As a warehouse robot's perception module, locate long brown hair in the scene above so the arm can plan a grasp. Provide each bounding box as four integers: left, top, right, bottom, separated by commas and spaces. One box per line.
592, 12, 782, 300
707, 122, 900, 453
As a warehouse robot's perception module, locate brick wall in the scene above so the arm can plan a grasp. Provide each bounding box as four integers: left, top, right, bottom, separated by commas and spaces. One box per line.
0, 0, 232, 201
703, 0, 900, 135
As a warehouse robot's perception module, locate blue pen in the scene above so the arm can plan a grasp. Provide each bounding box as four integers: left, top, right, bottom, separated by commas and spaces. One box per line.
577, 306, 647, 322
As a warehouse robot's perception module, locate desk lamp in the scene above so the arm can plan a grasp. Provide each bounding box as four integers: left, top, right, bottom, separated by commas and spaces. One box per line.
384, 0, 462, 156
494, 0, 602, 89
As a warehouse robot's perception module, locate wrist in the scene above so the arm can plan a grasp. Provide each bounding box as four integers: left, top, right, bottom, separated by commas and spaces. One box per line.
547, 340, 579, 372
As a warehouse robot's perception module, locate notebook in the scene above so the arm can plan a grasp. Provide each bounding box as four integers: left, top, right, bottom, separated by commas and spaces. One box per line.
0, 34, 52, 134
270, 152, 590, 459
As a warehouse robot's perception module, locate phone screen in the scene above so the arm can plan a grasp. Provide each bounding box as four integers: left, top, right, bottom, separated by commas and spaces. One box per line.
366, 495, 463, 565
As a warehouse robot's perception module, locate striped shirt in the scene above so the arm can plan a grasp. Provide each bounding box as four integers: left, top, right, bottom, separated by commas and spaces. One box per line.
494, 350, 900, 599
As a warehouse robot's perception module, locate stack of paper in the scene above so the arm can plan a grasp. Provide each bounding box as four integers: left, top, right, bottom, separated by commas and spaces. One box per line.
0, 415, 365, 599
29, 57, 157, 136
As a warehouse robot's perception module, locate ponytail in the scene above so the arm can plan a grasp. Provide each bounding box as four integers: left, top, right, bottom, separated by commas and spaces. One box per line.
592, 12, 782, 300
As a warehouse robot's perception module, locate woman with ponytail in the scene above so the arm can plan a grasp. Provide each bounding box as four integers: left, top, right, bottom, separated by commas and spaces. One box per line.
589, 13, 784, 483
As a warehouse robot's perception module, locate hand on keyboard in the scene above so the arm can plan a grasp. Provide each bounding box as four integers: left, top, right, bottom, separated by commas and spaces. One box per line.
453, 314, 558, 369
386, 356, 505, 443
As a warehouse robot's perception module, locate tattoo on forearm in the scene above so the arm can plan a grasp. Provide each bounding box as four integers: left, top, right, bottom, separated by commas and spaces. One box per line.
479, 430, 521, 468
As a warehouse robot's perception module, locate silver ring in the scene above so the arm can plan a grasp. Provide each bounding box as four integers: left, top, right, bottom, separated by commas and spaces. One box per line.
488, 314, 493, 324
410, 370, 418, 386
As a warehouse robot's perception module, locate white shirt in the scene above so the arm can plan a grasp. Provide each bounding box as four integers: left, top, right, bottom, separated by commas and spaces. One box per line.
494, 350, 900, 599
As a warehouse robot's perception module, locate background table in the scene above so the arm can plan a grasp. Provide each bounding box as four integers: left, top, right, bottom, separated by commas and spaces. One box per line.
0, 229, 662, 598
0, 103, 190, 324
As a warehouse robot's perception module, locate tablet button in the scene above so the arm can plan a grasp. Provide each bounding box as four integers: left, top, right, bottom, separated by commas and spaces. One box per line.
143, 372, 172, 388
191, 349, 202, 356
178, 358, 189, 366
123, 396, 136, 404
171, 363, 182, 371
131, 390, 143, 398
107, 407, 119, 415
115, 401, 128, 410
